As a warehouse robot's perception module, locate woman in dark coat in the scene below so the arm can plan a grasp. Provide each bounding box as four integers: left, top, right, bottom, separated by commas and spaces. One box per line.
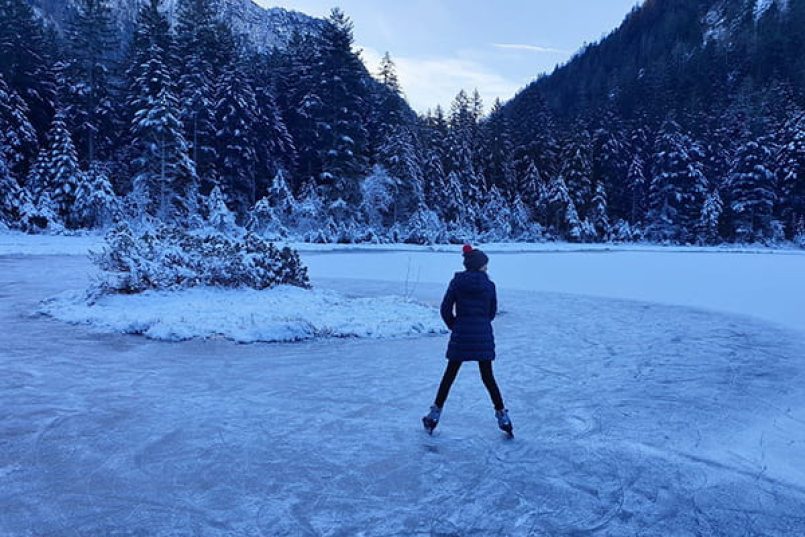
422, 244, 513, 436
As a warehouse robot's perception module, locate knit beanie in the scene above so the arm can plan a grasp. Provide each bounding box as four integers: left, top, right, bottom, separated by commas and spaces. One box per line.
462, 244, 489, 271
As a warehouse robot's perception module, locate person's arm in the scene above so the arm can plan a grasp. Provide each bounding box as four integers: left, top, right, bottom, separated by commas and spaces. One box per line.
489, 282, 498, 321
440, 279, 457, 330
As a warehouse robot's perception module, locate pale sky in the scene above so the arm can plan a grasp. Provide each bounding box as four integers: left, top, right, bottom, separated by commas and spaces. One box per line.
256, 1, 642, 114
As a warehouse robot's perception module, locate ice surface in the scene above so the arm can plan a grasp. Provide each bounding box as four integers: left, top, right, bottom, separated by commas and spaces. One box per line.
39, 286, 445, 343
2, 249, 805, 535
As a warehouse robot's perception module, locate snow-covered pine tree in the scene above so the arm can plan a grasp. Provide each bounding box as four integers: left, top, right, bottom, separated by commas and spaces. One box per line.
547, 173, 581, 241
246, 196, 287, 240
589, 181, 610, 241
0, 72, 37, 174
267, 168, 296, 222
775, 111, 805, 236
62, 0, 118, 165
292, 180, 325, 237
0, 0, 57, 138
559, 130, 594, 218
517, 159, 545, 223
312, 8, 370, 200
40, 109, 84, 226
697, 189, 723, 245
479, 185, 512, 241
481, 98, 516, 199
73, 162, 119, 228
647, 119, 708, 243
422, 148, 447, 217
205, 185, 237, 234
443, 170, 466, 226
378, 125, 425, 220
130, 49, 198, 221
447, 90, 484, 212
378, 52, 401, 96
592, 111, 629, 220
214, 57, 260, 215
626, 152, 647, 225
176, 0, 219, 194
0, 144, 30, 227
728, 139, 777, 242
360, 164, 396, 228
253, 72, 296, 196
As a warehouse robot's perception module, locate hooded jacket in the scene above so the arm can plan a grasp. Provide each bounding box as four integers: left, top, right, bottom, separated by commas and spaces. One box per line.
440, 270, 497, 361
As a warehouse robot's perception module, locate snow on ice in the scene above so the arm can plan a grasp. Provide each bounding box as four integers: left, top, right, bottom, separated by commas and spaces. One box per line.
39, 285, 445, 343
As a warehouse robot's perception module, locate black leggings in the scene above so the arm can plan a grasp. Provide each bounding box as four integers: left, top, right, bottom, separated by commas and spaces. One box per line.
434, 360, 505, 411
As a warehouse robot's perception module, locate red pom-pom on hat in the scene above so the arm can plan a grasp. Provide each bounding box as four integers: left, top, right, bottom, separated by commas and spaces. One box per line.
462, 244, 473, 254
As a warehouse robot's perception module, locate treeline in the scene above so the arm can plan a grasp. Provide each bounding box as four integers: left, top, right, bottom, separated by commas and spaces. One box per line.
1, 0, 804, 246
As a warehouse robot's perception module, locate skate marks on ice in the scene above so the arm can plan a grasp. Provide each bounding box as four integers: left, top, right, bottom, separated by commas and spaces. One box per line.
2, 258, 805, 535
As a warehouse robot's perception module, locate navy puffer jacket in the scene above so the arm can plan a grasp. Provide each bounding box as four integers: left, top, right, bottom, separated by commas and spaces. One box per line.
441, 270, 497, 361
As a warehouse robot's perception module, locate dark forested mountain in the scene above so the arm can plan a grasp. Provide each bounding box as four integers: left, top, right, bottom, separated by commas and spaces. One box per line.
491, 0, 805, 244
508, 0, 803, 121
29, 0, 323, 53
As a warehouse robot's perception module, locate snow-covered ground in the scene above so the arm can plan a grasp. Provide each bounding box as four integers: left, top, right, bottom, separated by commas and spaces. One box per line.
2, 236, 805, 535
39, 286, 444, 343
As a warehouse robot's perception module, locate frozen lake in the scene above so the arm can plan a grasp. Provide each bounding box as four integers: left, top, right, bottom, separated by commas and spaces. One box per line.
2, 245, 805, 535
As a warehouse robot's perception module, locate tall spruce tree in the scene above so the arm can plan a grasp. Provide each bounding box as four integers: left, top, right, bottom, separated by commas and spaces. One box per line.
647, 120, 708, 243
176, 0, 220, 194
0, 0, 57, 138
776, 110, 805, 235
63, 0, 118, 165
129, 38, 197, 221
728, 139, 776, 242
40, 109, 83, 226
312, 8, 370, 199
0, 72, 37, 174
214, 57, 260, 215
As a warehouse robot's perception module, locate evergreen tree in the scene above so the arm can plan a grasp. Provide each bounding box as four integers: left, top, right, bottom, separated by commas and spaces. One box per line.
590, 181, 610, 241
252, 69, 297, 196
0, 143, 32, 227
62, 0, 118, 165
377, 51, 401, 96
41, 109, 84, 226
0, 72, 37, 174
592, 114, 629, 220
378, 125, 425, 219
647, 120, 708, 243
73, 162, 119, 228
312, 8, 370, 198
0, 0, 57, 137
176, 0, 220, 193
728, 139, 776, 242
626, 152, 647, 224
481, 98, 516, 198
205, 185, 237, 234
776, 111, 805, 235
266, 169, 296, 221
129, 44, 197, 221
547, 173, 581, 240
698, 189, 723, 245
559, 129, 594, 217
213, 57, 259, 215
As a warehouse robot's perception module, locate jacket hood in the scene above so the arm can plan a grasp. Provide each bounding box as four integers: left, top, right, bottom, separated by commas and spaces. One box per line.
453, 270, 489, 295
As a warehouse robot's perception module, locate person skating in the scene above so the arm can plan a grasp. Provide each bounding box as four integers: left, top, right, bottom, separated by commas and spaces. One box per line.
422, 244, 513, 437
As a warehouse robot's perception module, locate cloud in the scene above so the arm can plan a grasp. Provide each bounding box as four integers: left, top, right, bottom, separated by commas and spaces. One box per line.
360, 46, 523, 114
492, 43, 570, 54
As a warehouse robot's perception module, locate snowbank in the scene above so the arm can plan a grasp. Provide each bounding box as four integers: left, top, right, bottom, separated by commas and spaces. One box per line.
38, 286, 446, 343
